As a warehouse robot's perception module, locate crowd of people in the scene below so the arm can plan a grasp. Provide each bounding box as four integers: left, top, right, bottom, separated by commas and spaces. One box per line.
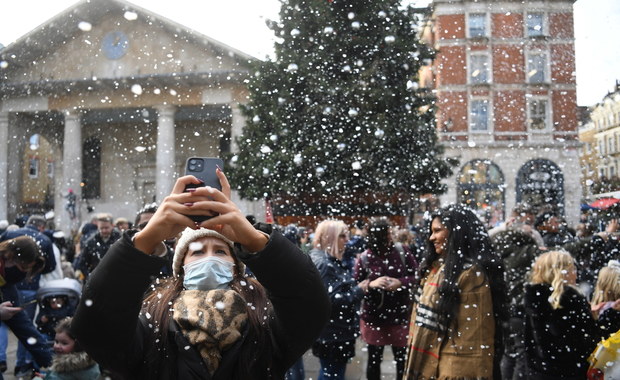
0, 171, 618, 379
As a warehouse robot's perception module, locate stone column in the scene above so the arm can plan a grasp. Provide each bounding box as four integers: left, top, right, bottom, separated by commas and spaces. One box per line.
59, 110, 82, 233
0, 112, 8, 221
155, 105, 176, 202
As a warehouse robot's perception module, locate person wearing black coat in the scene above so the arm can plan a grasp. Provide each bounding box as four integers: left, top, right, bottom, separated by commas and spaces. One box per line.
71, 173, 331, 380
523, 250, 599, 380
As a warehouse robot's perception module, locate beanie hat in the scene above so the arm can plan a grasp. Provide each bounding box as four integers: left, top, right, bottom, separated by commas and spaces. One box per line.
173, 228, 240, 277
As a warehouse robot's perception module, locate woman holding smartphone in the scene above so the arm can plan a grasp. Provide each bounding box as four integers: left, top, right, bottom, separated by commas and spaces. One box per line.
72, 170, 331, 379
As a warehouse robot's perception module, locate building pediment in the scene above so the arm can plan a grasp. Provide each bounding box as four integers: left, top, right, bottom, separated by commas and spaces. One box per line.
0, 0, 255, 97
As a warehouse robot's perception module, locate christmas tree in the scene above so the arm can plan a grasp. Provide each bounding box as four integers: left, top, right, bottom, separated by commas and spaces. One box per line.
229, 0, 456, 216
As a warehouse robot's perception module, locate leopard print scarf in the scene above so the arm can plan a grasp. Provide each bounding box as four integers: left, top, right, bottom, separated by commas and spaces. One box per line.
173, 289, 248, 374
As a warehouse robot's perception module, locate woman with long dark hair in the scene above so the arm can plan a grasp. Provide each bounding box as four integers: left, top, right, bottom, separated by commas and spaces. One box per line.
404, 204, 508, 379
72, 171, 331, 379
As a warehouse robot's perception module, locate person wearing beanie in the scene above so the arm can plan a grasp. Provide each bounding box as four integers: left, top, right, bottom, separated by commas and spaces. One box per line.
72, 170, 331, 380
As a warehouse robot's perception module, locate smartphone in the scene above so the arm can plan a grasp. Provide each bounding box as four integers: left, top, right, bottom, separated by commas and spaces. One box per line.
184, 157, 224, 222
20, 299, 38, 307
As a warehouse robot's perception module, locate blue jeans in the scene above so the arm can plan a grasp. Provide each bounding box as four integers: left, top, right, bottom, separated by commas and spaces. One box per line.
0, 323, 7, 362
16, 290, 37, 368
0, 286, 51, 368
318, 357, 347, 380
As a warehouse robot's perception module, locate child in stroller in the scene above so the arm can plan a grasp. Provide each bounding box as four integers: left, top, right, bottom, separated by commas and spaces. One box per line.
35, 278, 82, 343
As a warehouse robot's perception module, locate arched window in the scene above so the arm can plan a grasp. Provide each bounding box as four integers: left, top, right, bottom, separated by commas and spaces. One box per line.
457, 159, 505, 225
517, 159, 564, 215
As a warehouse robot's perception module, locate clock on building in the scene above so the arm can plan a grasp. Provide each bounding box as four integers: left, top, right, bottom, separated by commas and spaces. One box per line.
101, 31, 129, 60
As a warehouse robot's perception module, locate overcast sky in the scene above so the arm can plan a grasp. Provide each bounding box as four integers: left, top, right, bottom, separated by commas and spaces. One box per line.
0, 0, 618, 106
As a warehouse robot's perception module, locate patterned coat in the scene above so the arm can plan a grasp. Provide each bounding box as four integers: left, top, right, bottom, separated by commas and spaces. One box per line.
404, 262, 495, 380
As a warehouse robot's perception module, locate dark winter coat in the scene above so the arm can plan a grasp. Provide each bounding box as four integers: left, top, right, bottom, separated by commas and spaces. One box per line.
75, 230, 121, 277
353, 246, 418, 325
310, 248, 365, 344
1, 225, 58, 290
523, 283, 599, 379
492, 228, 540, 317
72, 229, 330, 380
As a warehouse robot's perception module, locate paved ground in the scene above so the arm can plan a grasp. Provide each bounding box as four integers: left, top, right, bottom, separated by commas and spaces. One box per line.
2, 332, 398, 379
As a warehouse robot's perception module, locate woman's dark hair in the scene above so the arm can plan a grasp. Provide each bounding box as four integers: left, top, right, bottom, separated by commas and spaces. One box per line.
0, 236, 46, 280
142, 269, 274, 379
54, 317, 84, 352
419, 204, 508, 373
367, 217, 391, 255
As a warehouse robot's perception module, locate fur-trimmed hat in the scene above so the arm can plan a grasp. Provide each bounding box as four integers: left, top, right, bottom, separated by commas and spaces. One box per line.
173, 228, 240, 277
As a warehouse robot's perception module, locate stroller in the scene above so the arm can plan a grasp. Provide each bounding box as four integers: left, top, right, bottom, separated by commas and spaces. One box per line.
34, 278, 82, 341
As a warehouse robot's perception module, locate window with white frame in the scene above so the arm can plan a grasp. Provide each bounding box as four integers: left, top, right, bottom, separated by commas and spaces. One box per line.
470, 99, 490, 132
29, 157, 39, 178
469, 52, 490, 84
527, 98, 549, 131
468, 13, 487, 38
47, 161, 54, 178
527, 52, 548, 83
600, 140, 605, 154
526, 12, 545, 37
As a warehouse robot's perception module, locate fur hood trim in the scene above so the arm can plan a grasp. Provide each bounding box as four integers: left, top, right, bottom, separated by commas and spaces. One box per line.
51, 351, 97, 373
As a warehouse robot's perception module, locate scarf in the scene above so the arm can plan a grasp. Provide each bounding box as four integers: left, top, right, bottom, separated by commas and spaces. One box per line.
173, 288, 248, 374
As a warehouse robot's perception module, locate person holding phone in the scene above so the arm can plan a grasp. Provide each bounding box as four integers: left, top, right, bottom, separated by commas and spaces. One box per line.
72, 168, 331, 379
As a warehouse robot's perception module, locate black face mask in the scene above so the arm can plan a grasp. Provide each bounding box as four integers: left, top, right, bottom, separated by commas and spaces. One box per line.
4, 265, 26, 285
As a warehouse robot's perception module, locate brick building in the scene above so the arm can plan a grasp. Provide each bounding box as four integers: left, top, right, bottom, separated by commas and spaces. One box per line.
427, 0, 581, 225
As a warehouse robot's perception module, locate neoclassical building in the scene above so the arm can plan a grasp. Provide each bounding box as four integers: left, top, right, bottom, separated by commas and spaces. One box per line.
427, 0, 581, 225
0, 0, 261, 233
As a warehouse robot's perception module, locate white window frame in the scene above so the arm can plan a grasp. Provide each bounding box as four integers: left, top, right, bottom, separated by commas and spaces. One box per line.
469, 98, 492, 133
47, 161, 54, 178
527, 96, 551, 132
525, 12, 546, 37
467, 12, 488, 38
29, 157, 39, 179
469, 51, 491, 84
526, 50, 549, 84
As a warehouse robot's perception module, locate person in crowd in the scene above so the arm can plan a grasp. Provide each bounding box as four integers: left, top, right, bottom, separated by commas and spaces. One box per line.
134, 202, 174, 277
298, 226, 312, 254
523, 250, 599, 379
74, 217, 98, 256
535, 211, 575, 248
1, 215, 57, 377
343, 219, 368, 272
134, 203, 158, 231
114, 217, 130, 232
591, 260, 620, 338
283, 223, 305, 380
354, 217, 418, 380
0, 236, 52, 377
489, 203, 545, 247
492, 221, 542, 380
310, 219, 369, 380
404, 204, 508, 379
33, 317, 100, 380
74, 213, 121, 280
72, 172, 330, 379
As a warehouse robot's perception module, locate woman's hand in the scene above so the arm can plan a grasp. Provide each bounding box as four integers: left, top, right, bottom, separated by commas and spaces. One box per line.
190, 169, 268, 252
369, 276, 390, 289
358, 279, 370, 292
133, 175, 213, 254
0, 301, 21, 321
